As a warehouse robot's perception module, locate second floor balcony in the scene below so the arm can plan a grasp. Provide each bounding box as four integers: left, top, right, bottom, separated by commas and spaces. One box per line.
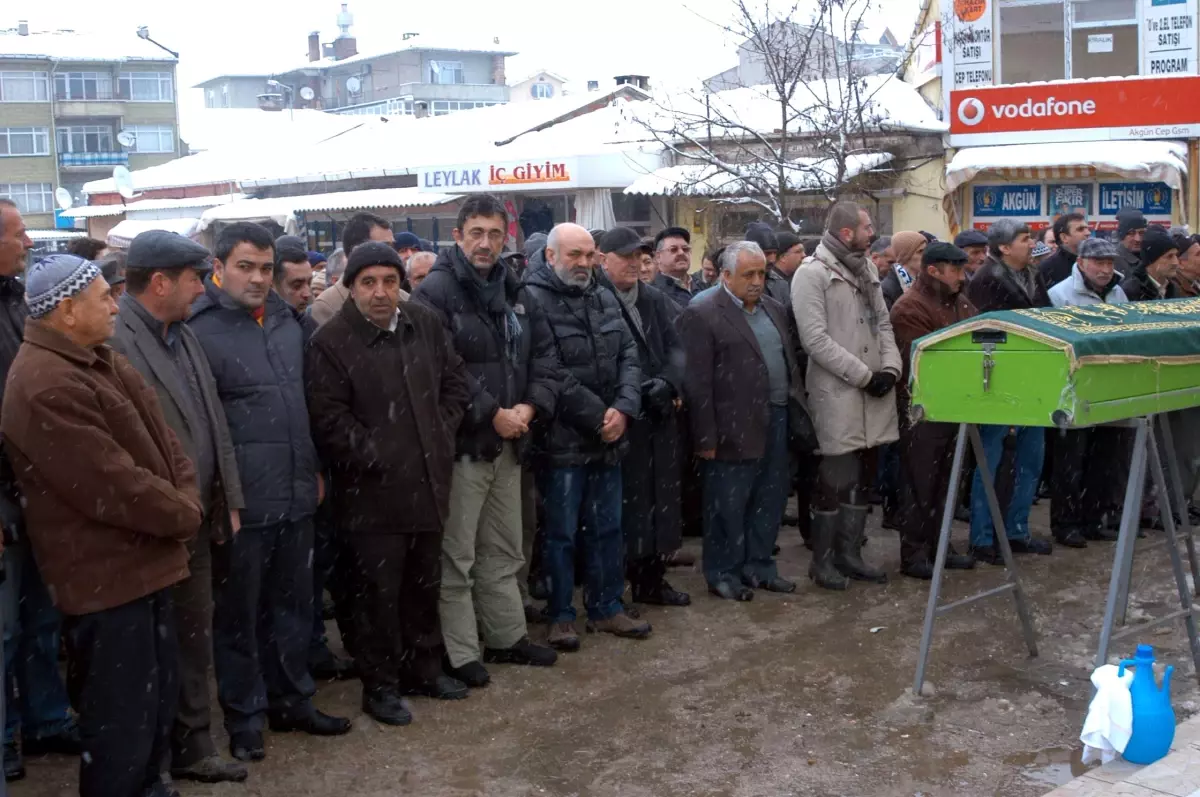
59, 151, 129, 169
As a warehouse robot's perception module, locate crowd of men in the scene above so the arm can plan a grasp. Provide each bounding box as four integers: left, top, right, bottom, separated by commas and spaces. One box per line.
0, 192, 1194, 797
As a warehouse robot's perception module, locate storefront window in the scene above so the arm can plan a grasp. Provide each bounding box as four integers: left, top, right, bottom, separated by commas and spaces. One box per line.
1000, 0, 1066, 84
998, 0, 1149, 82
1071, 0, 1138, 79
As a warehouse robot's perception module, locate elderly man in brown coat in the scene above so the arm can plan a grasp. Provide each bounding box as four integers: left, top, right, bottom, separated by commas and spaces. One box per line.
792, 202, 901, 591
2, 254, 202, 797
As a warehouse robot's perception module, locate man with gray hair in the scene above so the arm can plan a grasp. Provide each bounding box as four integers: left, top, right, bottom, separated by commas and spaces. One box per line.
792, 202, 899, 591
681, 241, 806, 600
964, 218, 1054, 565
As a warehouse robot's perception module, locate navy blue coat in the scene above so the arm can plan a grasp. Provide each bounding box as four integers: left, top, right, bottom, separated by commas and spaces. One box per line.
188, 279, 319, 528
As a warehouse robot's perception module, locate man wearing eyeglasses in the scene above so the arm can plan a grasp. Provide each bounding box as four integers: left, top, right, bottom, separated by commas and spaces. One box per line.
652, 227, 696, 309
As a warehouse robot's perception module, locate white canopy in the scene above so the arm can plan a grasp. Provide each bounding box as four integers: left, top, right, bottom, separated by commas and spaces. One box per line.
197, 187, 462, 231
945, 140, 1189, 192
624, 152, 895, 196
106, 218, 200, 249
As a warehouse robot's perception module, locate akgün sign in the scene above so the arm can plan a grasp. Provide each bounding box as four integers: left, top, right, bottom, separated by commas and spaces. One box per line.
1143, 0, 1198, 76
1098, 182, 1173, 216
973, 184, 1041, 217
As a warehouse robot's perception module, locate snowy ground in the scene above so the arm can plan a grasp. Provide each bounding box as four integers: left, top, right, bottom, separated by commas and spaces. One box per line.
13, 500, 1200, 797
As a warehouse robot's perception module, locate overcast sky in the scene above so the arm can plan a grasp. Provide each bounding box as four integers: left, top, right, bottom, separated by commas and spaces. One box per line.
23, 0, 921, 110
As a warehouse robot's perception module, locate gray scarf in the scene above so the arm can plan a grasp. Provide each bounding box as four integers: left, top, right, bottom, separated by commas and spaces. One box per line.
616, 282, 643, 336
818, 232, 880, 334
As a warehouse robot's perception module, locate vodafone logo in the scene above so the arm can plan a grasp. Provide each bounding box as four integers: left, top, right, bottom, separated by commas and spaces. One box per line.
991, 96, 1098, 120
957, 97, 985, 126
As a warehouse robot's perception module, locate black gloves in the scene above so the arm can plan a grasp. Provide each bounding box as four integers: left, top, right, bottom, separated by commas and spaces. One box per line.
641, 378, 675, 416
864, 371, 897, 398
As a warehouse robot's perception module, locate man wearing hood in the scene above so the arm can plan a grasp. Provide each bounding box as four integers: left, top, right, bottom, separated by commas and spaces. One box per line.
522, 223, 649, 652
792, 202, 899, 591
412, 195, 560, 689
1121, 225, 1180, 301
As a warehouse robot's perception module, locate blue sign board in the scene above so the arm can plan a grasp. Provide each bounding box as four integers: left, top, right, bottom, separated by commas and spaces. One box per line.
1047, 183, 1093, 217
973, 184, 1042, 217
1098, 182, 1173, 216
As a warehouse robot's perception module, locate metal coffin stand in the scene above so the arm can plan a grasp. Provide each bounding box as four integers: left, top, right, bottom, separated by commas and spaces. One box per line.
912, 415, 1200, 696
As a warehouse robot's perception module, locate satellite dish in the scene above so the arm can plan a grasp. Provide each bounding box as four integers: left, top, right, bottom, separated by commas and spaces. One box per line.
345, 76, 361, 94
54, 187, 73, 210
299, 86, 315, 101
116, 129, 136, 148
112, 165, 136, 199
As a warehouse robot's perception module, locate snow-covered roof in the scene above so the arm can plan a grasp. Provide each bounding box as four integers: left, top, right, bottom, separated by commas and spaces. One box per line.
27, 229, 85, 241
106, 218, 199, 248
0, 28, 177, 63
178, 107, 370, 154
624, 152, 895, 196
197, 187, 461, 231
275, 33, 516, 76
946, 140, 1189, 192
61, 194, 246, 219
510, 69, 569, 86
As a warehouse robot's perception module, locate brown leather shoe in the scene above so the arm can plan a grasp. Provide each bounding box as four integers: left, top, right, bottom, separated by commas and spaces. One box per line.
547, 622, 580, 652
591, 612, 652, 639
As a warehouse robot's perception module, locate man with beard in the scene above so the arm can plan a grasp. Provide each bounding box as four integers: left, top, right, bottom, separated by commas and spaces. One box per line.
412, 194, 559, 689
651, 227, 695, 308
596, 227, 690, 608
792, 202, 899, 591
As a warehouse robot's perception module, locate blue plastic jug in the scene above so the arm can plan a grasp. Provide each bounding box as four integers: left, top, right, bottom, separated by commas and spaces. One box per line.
1118, 644, 1175, 765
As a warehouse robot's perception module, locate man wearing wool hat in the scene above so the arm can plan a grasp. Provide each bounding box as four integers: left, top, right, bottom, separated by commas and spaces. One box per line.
2, 254, 202, 797
1121, 225, 1180, 301
1115, 207, 1148, 275
305, 241, 470, 726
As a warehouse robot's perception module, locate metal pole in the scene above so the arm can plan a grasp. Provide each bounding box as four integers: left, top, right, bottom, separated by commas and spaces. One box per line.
1159, 414, 1200, 594
913, 422, 969, 695
1096, 419, 1149, 669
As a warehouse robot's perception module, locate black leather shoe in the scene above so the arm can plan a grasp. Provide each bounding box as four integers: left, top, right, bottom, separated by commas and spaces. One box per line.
1009, 537, 1053, 555
945, 546, 977, 570
1083, 524, 1119, 542
743, 574, 797, 593
1053, 528, 1088, 549
484, 636, 558, 667
901, 558, 934, 580
229, 731, 265, 762
708, 581, 754, 601
362, 688, 412, 727
446, 660, 491, 687
309, 650, 358, 681
171, 754, 249, 783
268, 708, 352, 736
632, 581, 691, 606
22, 725, 82, 756
970, 545, 1005, 566
400, 674, 468, 701
3, 742, 24, 782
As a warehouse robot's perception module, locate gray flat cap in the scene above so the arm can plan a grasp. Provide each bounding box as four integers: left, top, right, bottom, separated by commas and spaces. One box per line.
126, 230, 212, 271
1078, 237, 1118, 260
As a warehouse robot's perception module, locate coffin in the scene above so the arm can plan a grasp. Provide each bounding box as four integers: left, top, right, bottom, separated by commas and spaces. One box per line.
909, 298, 1200, 428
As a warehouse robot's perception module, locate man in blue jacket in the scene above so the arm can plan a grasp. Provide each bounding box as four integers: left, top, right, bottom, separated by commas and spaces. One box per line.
188, 223, 350, 763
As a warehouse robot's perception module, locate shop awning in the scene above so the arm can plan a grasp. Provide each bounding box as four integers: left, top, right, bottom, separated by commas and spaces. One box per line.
945, 140, 1189, 193
623, 152, 894, 196
198, 187, 462, 231
106, 218, 200, 248
62, 195, 246, 219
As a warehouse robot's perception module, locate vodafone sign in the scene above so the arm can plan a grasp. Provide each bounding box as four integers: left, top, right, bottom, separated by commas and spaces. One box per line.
949, 76, 1200, 146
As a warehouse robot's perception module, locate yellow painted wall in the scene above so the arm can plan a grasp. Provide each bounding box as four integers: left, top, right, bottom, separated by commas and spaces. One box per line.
892, 158, 950, 238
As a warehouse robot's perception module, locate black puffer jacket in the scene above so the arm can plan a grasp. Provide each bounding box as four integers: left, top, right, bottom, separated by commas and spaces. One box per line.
522, 251, 641, 468
1121, 268, 1180, 302
188, 279, 318, 528
413, 246, 560, 462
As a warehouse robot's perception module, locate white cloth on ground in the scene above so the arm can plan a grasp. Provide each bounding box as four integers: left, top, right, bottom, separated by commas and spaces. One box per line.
1081, 664, 1134, 764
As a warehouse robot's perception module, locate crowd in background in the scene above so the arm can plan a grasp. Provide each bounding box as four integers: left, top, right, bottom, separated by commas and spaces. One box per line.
0, 192, 1195, 797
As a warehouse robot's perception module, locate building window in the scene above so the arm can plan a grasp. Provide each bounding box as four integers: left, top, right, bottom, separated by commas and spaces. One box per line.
53, 72, 115, 100
1000, 1, 1066, 84
430, 60, 464, 85
532, 82, 554, 99
0, 127, 50, 156
0, 183, 54, 214
999, 0, 1141, 83
124, 125, 174, 154
0, 71, 49, 102
118, 72, 174, 102
56, 126, 114, 153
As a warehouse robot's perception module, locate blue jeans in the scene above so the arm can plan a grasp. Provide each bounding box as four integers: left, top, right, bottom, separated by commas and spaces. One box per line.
970, 425, 1045, 547
2, 542, 74, 745
702, 406, 789, 587
537, 464, 624, 624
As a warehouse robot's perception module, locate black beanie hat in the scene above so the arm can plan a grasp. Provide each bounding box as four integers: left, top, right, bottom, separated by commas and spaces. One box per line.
1139, 225, 1177, 269
744, 222, 778, 253
343, 241, 404, 286
1117, 207, 1148, 241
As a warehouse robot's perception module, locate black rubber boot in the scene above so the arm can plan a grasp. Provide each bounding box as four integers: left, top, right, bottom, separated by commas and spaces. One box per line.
808, 510, 848, 590
834, 504, 888, 584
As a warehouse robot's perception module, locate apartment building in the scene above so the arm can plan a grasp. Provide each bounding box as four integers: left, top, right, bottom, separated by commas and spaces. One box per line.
0, 21, 180, 230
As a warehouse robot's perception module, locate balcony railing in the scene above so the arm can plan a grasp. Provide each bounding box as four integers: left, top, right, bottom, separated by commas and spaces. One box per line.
59, 151, 129, 167
54, 89, 128, 102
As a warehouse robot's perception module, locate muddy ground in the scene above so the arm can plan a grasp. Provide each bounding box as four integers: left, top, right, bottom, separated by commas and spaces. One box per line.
12, 501, 1200, 797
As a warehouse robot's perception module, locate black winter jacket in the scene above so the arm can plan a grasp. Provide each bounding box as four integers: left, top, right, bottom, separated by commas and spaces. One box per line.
652, 272, 694, 309
1121, 268, 1180, 302
966, 257, 1052, 313
1039, 247, 1077, 289
0, 276, 26, 542
188, 279, 319, 528
413, 247, 560, 462
522, 253, 641, 468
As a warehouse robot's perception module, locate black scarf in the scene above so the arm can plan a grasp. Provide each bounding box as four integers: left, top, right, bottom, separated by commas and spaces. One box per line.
451, 247, 522, 366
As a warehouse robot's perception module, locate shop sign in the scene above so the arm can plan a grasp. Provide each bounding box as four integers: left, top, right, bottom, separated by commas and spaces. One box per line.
910, 21, 942, 87
949, 75, 1200, 146
973, 184, 1041, 217
945, 0, 993, 89
1143, 0, 1198, 76
1047, 183, 1093, 217
419, 159, 577, 192
1098, 182, 1173, 216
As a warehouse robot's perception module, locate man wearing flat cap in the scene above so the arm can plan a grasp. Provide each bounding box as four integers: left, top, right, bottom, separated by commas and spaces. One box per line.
598, 227, 690, 608
2, 254, 202, 797
109, 230, 249, 784
306, 241, 470, 726
890, 242, 979, 579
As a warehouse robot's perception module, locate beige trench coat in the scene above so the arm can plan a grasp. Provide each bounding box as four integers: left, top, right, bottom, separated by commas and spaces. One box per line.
791, 244, 902, 457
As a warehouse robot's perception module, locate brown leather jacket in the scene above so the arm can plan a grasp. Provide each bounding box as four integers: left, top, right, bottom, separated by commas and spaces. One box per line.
890, 274, 978, 420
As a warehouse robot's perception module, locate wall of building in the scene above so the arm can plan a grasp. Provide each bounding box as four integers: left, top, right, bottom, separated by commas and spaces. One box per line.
892, 157, 950, 237
510, 74, 565, 103
204, 78, 269, 109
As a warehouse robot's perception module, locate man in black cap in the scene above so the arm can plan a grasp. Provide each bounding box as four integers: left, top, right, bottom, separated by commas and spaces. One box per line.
651, 227, 695, 308
597, 227, 690, 608
393, 231, 422, 264
890, 242, 978, 579
953, 229, 989, 280
1115, 207, 1147, 275
1121, 225, 1180, 301
99, 254, 126, 300
745, 222, 787, 301
110, 230, 249, 784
